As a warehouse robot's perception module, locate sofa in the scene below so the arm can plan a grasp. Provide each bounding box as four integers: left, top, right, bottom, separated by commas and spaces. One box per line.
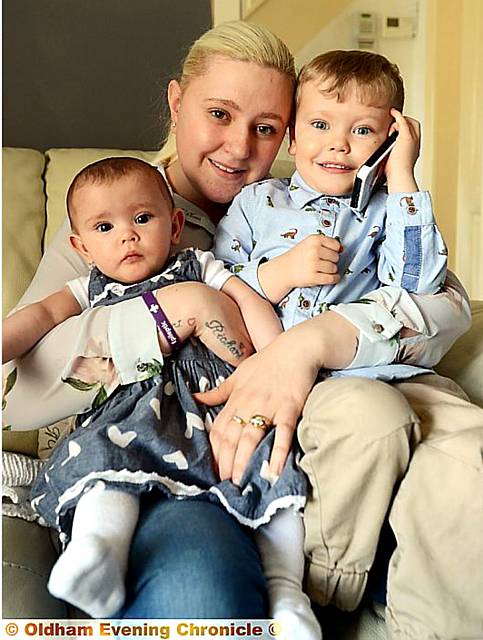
3, 146, 483, 636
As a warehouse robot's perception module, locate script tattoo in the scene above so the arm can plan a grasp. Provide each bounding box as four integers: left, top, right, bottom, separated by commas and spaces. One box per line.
204, 319, 246, 360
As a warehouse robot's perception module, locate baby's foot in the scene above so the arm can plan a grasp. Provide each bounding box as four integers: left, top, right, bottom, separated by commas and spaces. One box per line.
48, 534, 125, 618
270, 586, 322, 640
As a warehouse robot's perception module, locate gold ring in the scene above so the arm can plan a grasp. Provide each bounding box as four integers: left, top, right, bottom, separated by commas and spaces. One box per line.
231, 415, 247, 427
249, 414, 272, 432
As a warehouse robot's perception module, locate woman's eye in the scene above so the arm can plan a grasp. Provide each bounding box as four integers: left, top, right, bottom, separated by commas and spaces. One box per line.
96, 222, 112, 233
354, 126, 372, 135
312, 121, 329, 130
256, 124, 276, 136
135, 213, 151, 224
209, 109, 229, 121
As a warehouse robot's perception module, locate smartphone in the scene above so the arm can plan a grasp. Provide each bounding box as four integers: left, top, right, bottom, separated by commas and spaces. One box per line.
350, 131, 399, 212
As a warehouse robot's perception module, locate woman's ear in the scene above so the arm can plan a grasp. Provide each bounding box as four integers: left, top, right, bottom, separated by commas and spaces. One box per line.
170, 208, 185, 245
288, 126, 297, 156
167, 80, 182, 127
69, 234, 92, 264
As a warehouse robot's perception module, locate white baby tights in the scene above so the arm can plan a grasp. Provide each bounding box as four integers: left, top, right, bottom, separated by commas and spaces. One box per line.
48, 485, 139, 618
255, 509, 322, 640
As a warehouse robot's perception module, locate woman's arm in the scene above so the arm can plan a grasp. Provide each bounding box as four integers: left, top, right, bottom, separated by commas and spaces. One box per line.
195, 270, 472, 483
16, 219, 89, 305
195, 317, 326, 484
3, 287, 81, 363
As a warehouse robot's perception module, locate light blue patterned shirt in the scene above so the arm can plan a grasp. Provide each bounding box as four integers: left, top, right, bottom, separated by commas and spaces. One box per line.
213, 171, 448, 381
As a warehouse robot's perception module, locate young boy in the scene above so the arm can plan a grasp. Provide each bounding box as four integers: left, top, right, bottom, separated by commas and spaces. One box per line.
214, 49, 447, 373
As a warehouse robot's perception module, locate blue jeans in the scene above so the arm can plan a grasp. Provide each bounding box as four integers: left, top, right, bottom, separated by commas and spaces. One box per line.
118, 498, 268, 618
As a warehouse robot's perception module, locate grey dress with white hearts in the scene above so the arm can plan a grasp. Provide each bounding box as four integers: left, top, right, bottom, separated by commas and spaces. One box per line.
31, 249, 306, 542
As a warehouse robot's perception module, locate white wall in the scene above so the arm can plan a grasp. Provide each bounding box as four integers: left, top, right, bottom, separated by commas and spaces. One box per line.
293, 0, 428, 185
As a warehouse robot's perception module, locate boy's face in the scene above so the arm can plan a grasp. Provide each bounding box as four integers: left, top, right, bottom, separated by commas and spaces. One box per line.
69, 172, 184, 284
289, 79, 393, 196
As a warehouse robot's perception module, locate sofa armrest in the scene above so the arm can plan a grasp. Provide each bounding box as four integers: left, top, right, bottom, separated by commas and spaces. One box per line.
435, 300, 483, 407
2, 148, 46, 318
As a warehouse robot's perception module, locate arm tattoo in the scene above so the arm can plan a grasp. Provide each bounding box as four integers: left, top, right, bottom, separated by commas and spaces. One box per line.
204, 319, 246, 360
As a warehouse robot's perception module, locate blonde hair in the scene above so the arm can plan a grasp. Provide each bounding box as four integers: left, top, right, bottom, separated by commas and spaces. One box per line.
296, 50, 404, 111
154, 21, 296, 167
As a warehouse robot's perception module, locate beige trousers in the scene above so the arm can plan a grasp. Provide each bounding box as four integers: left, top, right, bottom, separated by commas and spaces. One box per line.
298, 374, 483, 640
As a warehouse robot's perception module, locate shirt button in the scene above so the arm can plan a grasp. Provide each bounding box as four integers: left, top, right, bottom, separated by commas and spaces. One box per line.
373, 323, 384, 333
322, 219, 331, 227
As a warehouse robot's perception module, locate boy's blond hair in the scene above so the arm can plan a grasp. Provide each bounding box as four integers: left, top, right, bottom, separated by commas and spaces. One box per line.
155, 21, 296, 167
296, 50, 404, 111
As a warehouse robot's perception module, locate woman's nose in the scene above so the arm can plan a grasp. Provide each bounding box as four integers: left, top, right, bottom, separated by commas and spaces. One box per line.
224, 127, 251, 160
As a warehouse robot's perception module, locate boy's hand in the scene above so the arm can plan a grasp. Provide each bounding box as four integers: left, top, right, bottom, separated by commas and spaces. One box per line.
259, 234, 341, 303
385, 109, 420, 193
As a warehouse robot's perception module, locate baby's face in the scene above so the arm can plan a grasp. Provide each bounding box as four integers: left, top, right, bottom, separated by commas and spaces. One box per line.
289, 79, 393, 196
70, 172, 183, 283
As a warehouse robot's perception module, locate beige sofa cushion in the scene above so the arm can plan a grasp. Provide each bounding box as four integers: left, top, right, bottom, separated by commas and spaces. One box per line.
2, 148, 46, 317
44, 148, 159, 246
436, 300, 483, 407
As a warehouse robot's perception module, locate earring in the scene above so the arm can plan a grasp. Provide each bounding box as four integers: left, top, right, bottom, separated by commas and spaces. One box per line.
171, 121, 176, 130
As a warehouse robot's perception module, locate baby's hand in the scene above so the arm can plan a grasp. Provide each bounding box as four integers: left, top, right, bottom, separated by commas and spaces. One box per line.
385, 109, 420, 193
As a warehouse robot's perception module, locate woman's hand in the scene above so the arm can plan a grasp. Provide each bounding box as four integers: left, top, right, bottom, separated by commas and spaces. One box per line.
194, 323, 322, 484
155, 282, 253, 366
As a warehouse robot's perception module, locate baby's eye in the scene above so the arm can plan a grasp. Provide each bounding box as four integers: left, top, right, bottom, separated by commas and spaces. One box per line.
96, 222, 112, 233
353, 126, 372, 135
209, 109, 229, 121
135, 212, 152, 224
312, 121, 329, 130
256, 124, 276, 136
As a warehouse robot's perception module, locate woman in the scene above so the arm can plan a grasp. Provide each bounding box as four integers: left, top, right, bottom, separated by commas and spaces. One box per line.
4, 22, 480, 632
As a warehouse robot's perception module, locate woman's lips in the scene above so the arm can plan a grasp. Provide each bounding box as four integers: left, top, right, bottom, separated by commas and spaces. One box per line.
208, 158, 247, 179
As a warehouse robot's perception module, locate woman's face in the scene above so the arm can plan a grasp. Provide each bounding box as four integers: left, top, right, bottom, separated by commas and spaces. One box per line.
167, 57, 293, 214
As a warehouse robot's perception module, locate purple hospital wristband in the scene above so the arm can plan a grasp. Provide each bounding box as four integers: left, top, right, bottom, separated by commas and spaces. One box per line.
142, 291, 181, 350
